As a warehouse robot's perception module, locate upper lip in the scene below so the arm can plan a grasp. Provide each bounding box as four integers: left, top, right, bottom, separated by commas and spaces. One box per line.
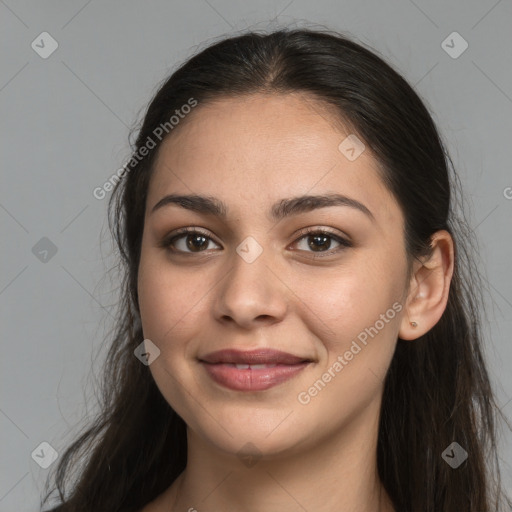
199, 348, 312, 365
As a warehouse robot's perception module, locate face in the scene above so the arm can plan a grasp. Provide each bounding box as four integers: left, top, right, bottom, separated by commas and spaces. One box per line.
137, 92, 410, 459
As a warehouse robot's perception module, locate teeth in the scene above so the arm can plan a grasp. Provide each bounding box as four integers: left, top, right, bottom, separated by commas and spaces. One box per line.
230, 363, 278, 369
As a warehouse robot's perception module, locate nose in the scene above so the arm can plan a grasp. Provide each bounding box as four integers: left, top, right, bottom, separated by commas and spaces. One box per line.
213, 248, 288, 330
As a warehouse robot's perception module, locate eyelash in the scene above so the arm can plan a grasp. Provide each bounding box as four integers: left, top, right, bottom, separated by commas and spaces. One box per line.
159, 226, 352, 258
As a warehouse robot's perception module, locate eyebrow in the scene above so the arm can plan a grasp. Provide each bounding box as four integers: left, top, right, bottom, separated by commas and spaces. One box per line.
150, 193, 375, 222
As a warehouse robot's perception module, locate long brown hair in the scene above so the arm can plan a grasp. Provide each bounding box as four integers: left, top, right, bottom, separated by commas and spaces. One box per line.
41, 27, 512, 512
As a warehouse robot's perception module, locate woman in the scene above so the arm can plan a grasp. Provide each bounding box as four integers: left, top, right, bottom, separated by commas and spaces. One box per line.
41, 27, 511, 512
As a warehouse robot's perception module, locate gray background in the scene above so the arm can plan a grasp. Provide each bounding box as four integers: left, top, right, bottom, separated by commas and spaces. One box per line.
1, 1, 511, 510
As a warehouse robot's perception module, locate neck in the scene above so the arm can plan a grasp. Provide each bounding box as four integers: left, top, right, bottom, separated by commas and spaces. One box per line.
165, 396, 395, 512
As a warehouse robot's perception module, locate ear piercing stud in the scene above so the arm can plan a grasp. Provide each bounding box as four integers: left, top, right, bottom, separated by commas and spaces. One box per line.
410, 321, 418, 327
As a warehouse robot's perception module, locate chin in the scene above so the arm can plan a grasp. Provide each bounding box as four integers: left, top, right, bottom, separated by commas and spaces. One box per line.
197, 425, 305, 462
185, 402, 320, 462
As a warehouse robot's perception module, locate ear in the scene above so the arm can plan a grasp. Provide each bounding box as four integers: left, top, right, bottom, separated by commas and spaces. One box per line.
399, 230, 455, 341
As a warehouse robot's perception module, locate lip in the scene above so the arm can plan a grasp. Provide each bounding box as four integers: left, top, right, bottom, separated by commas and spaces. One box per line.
198, 348, 312, 391
199, 348, 310, 365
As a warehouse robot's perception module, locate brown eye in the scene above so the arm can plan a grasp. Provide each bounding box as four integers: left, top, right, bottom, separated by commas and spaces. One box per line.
183, 233, 209, 252
293, 229, 352, 256
162, 229, 221, 254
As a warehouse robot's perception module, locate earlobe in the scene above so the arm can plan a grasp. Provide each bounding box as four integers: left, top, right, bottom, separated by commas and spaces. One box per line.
398, 230, 455, 341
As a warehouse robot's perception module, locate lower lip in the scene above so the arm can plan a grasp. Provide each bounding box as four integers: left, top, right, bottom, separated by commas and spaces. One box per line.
200, 362, 310, 391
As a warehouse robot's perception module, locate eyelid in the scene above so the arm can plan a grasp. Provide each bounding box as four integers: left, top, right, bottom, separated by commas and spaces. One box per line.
158, 226, 221, 251
291, 226, 352, 245
289, 226, 352, 257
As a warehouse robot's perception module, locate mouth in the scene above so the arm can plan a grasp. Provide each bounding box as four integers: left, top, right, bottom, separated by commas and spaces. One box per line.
198, 348, 313, 391
199, 348, 312, 365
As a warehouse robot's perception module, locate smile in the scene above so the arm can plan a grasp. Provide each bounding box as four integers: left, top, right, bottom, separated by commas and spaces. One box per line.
198, 348, 313, 391
200, 362, 310, 391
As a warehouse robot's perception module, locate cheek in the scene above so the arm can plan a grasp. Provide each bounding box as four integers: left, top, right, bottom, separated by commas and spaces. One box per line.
137, 252, 201, 346
299, 262, 396, 335
293, 268, 400, 420
293, 251, 404, 376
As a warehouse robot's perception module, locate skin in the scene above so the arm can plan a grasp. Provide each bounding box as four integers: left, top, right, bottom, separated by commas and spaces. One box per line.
137, 92, 454, 512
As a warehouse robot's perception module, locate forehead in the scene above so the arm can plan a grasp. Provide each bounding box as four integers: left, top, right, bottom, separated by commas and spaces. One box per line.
147, 93, 402, 227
